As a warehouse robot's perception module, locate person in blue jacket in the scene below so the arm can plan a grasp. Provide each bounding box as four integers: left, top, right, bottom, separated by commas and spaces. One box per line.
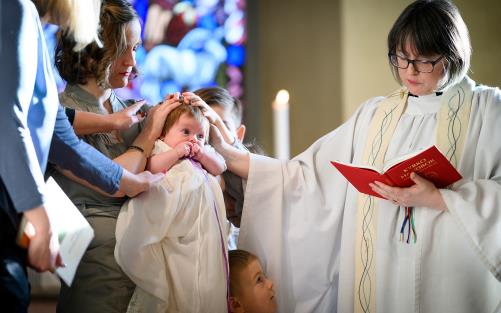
0, 0, 171, 311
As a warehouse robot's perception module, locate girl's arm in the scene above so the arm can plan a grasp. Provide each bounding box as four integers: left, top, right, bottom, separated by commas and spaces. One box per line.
209, 125, 249, 178
192, 144, 227, 176
184, 92, 236, 145
148, 141, 192, 174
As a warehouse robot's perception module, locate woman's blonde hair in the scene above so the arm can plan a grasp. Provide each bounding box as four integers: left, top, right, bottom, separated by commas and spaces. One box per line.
34, 0, 102, 51
55, 0, 139, 86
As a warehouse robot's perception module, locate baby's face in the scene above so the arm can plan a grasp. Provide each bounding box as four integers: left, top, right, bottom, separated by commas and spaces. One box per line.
236, 259, 277, 313
163, 113, 207, 148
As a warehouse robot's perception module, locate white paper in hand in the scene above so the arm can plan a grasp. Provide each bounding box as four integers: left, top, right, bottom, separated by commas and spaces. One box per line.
44, 177, 94, 286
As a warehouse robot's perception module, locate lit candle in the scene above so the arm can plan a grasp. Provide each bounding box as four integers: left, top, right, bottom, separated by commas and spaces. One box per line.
272, 89, 290, 160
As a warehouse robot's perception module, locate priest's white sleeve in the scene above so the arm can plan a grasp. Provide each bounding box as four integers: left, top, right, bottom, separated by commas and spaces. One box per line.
239, 99, 380, 313
440, 86, 501, 282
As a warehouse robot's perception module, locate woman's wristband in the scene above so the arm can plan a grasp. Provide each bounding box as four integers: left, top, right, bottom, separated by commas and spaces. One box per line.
128, 145, 145, 155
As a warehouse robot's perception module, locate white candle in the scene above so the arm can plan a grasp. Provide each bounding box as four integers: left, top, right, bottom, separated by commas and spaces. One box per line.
272, 89, 290, 160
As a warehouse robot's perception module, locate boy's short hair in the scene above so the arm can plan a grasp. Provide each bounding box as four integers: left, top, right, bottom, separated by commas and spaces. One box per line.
229, 249, 258, 297
194, 87, 243, 126
162, 105, 208, 141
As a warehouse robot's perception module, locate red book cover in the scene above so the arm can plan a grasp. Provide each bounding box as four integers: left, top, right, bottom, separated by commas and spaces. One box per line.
331, 145, 462, 199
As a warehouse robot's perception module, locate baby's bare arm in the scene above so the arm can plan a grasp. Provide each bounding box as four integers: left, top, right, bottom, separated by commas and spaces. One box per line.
148, 141, 195, 173
193, 145, 226, 176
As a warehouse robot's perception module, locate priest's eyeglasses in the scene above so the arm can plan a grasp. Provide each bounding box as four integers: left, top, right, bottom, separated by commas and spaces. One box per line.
388, 53, 443, 73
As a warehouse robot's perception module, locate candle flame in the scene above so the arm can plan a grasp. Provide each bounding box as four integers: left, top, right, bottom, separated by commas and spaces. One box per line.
273, 89, 290, 110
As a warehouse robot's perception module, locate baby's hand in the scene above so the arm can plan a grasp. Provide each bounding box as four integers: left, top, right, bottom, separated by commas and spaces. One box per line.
174, 141, 193, 159
190, 142, 202, 159
182, 92, 220, 124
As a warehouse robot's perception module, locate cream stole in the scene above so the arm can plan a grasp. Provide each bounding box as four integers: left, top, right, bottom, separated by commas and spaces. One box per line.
353, 77, 475, 313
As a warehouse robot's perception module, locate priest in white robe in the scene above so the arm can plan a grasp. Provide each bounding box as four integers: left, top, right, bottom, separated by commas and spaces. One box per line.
212, 1, 501, 313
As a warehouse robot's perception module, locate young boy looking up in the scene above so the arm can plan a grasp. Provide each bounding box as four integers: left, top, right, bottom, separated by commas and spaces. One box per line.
229, 249, 277, 313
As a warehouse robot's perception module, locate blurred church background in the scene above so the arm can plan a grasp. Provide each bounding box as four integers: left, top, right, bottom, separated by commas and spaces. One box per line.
246, 0, 501, 158
29, 0, 501, 311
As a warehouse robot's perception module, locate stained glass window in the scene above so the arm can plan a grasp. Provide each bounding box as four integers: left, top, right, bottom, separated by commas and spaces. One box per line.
45, 0, 247, 104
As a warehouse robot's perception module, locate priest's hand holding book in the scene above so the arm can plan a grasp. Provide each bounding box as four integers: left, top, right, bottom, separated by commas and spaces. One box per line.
331, 145, 461, 211
369, 172, 448, 211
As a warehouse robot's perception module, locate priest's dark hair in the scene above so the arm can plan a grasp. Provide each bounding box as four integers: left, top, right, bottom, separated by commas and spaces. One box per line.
387, 0, 471, 90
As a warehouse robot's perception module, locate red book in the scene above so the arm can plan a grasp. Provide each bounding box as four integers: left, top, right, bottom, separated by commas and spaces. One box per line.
331, 145, 462, 199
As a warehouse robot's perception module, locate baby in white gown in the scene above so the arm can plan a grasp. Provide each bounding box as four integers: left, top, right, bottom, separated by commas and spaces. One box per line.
115, 104, 229, 313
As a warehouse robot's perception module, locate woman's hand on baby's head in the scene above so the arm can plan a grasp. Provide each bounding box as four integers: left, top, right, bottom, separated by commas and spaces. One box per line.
165, 92, 181, 102
159, 93, 184, 108
145, 96, 182, 140
174, 141, 193, 159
